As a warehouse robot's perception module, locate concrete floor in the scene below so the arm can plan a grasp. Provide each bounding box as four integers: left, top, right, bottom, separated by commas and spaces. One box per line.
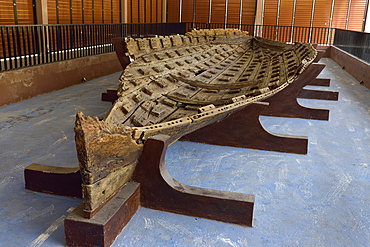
0, 58, 369, 246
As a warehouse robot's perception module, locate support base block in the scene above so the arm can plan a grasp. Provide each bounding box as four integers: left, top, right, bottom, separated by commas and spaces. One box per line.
65, 182, 140, 247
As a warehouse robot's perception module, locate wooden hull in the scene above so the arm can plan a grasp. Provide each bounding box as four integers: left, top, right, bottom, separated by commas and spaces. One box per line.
75, 29, 317, 217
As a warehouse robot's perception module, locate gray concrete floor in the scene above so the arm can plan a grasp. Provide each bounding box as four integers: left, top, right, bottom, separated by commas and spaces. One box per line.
0, 58, 369, 246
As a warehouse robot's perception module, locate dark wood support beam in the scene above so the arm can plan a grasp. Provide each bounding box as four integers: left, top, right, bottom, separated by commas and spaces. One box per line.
181, 102, 308, 154
261, 63, 330, 121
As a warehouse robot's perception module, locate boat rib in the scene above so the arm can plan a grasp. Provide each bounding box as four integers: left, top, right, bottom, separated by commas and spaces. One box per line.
74, 28, 317, 217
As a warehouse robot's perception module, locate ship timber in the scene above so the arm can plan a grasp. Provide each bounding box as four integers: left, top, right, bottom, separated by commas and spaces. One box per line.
75, 29, 317, 217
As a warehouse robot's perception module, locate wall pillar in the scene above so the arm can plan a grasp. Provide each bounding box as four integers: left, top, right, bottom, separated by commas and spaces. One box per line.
255, 0, 264, 36
162, 0, 167, 22
121, 0, 128, 23
35, 0, 48, 24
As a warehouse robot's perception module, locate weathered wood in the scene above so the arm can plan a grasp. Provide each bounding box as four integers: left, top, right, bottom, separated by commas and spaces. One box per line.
65, 182, 140, 247
78, 30, 318, 216
24, 163, 82, 198
181, 102, 308, 154
75, 112, 143, 217
261, 63, 330, 120
132, 134, 255, 226
298, 88, 339, 101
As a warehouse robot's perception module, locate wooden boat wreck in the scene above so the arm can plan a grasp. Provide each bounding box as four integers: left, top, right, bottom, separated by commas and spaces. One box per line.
75, 29, 317, 217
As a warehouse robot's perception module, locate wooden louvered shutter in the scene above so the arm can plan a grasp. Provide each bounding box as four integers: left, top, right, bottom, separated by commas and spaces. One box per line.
72, 0, 83, 24
167, 0, 180, 22
347, 0, 367, 31
263, 0, 278, 26
0, 1, 15, 25
145, 0, 151, 23
59, 0, 71, 24
278, 0, 294, 27
294, 0, 313, 27
182, 0, 194, 23
211, 0, 226, 24
103, 0, 112, 23
195, 0, 210, 23
311, 0, 332, 44
138, 0, 145, 23
241, 0, 256, 25
127, 0, 132, 23
156, 0, 163, 23
263, 0, 278, 40
151, 0, 157, 23
227, 0, 241, 26
17, 0, 34, 24
331, 0, 349, 29
47, 0, 57, 24
94, 0, 103, 23
293, 0, 313, 42
130, 0, 138, 23
84, 0, 93, 24
278, 0, 294, 42
312, 0, 332, 27
112, 0, 120, 23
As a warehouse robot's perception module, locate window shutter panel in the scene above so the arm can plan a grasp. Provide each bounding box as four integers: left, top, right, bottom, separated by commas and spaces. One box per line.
84, 0, 93, 24
294, 0, 313, 27
59, 0, 71, 24
167, 0, 180, 22
211, 0, 226, 24
94, 0, 103, 23
312, 0, 332, 27
17, 0, 34, 24
0, 0, 15, 25
347, 0, 367, 31
47, 0, 57, 24
263, 0, 278, 26
112, 0, 120, 23
331, 0, 349, 29
278, 0, 294, 27
104, 0, 112, 23
72, 0, 83, 24
227, 0, 241, 25
195, 0, 210, 23
182, 0, 194, 23
241, 0, 256, 25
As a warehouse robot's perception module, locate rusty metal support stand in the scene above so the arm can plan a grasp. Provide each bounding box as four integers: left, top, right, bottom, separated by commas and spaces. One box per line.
180, 102, 308, 154
261, 63, 330, 120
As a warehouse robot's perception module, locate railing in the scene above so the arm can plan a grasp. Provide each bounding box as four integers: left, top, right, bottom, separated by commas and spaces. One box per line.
334, 29, 370, 64
0, 23, 187, 72
1, 22, 334, 73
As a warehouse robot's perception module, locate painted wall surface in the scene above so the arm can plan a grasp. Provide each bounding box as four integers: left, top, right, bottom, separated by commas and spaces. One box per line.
330, 46, 370, 90
0, 52, 122, 107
